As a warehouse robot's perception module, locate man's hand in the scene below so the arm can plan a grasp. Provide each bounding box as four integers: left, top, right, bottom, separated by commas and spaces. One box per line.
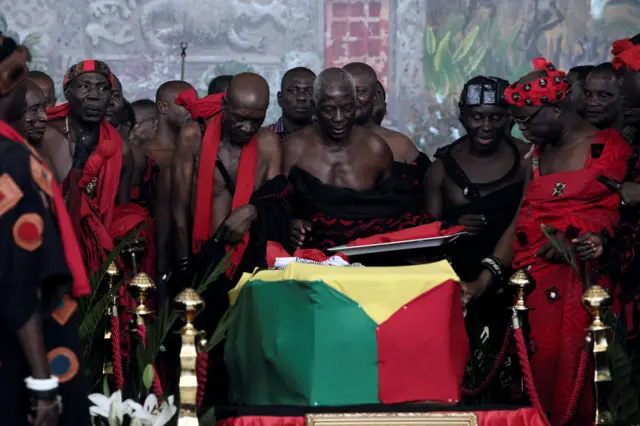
216, 205, 258, 245
572, 232, 604, 260
290, 220, 312, 249
536, 224, 569, 263
28, 399, 59, 426
457, 214, 486, 235
72, 132, 98, 170
460, 270, 492, 307
620, 182, 640, 206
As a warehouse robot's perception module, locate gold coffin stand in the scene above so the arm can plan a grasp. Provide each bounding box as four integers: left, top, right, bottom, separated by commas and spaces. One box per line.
306, 412, 478, 426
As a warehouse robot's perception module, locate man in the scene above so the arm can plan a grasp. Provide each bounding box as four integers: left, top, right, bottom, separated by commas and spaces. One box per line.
464, 58, 631, 425
172, 72, 290, 410
268, 67, 316, 141
566, 65, 593, 118
15, 80, 47, 151
130, 99, 158, 146
284, 68, 433, 250
343, 62, 421, 164
42, 60, 135, 273
583, 62, 624, 131
426, 76, 528, 281
426, 76, 528, 402
0, 34, 91, 426
105, 75, 135, 141
372, 80, 387, 125
343, 62, 430, 217
27, 70, 56, 108
207, 75, 232, 95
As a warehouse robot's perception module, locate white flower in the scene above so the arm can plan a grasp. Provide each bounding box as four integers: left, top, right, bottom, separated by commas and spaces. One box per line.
88, 391, 130, 426
127, 394, 177, 426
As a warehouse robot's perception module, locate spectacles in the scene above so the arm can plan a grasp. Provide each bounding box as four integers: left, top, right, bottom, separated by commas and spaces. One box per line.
512, 104, 548, 126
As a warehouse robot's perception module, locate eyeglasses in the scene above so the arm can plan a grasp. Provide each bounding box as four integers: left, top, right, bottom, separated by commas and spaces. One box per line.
512, 104, 548, 126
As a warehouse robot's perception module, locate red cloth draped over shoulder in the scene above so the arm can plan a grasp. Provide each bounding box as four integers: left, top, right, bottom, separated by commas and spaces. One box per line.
47, 103, 123, 273
511, 128, 630, 425
0, 121, 90, 297
175, 89, 258, 279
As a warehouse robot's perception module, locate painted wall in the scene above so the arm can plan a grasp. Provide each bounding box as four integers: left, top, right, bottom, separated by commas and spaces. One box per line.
2, 0, 639, 154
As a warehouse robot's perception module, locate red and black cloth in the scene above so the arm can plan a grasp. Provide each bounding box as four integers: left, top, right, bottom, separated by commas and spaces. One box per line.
288, 167, 435, 251
0, 125, 91, 426
512, 129, 630, 425
130, 155, 159, 209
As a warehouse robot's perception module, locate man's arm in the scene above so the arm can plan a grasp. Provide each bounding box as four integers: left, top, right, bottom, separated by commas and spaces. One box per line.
369, 133, 393, 180
282, 133, 305, 177
391, 130, 421, 163
153, 169, 172, 274
117, 140, 134, 205
171, 122, 200, 260
424, 158, 445, 218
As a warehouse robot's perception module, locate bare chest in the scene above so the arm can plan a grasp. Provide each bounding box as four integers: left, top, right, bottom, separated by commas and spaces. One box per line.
297, 145, 379, 190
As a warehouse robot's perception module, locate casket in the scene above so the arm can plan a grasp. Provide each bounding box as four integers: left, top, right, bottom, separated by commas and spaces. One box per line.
224, 260, 469, 406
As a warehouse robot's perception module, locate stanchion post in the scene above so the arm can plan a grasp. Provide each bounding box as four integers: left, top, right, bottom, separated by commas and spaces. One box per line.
582, 285, 614, 425
103, 261, 120, 375
174, 288, 206, 425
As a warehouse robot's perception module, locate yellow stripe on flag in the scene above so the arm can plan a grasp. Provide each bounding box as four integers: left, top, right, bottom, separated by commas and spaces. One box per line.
229, 261, 460, 325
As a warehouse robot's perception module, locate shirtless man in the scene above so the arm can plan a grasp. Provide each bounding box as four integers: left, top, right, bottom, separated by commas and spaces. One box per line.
284, 68, 403, 249
27, 70, 56, 108
105, 75, 133, 140
465, 59, 630, 425
372, 80, 387, 125
207, 75, 232, 95
343, 62, 419, 163
268, 67, 316, 141
130, 99, 158, 146
172, 72, 282, 280
42, 60, 135, 271
584, 62, 623, 131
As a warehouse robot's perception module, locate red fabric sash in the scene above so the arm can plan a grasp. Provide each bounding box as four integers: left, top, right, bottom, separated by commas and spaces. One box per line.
265, 241, 349, 267
612, 43, 640, 71
47, 106, 123, 273
512, 129, 630, 424
175, 89, 224, 120
187, 94, 258, 278
513, 129, 630, 272
0, 121, 90, 297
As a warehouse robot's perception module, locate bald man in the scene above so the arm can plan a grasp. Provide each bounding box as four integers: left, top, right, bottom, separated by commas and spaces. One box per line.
172, 72, 286, 283
283, 68, 433, 251
207, 75, 233, 95
27, 70, 56, 108
172, 72, 290, 410
372, 80, 387, 125
343, 63, 420, 164
584, 62, 624, 131
15, 80, 48, 150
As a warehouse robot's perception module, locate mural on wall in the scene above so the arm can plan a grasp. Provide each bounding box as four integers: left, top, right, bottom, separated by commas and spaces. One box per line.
2, 0, 640, 153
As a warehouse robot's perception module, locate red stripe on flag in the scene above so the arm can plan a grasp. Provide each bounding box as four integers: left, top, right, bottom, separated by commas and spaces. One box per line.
376, 279, 469, 404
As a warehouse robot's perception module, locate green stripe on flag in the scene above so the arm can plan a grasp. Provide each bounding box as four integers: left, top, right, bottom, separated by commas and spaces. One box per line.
225, 279, 380, 406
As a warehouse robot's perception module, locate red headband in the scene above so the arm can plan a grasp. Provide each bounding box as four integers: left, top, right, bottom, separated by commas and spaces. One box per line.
62, 60, 113, 89
175, 88, 224, 120
611, 38, 634, 56
504, 58, 569, 107
612, 44, 640, 72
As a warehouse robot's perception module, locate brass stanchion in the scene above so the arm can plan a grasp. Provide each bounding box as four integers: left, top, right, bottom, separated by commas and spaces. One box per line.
508, 269, 535, 312
582, 285, 614, 425
174, 288, 207, 425
103, 261, 120, 375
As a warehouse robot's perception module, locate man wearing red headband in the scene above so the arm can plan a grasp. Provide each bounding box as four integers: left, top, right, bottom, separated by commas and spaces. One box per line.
464, 58, 631, 424
41, 60, 136, 274
0, 34, 91, 426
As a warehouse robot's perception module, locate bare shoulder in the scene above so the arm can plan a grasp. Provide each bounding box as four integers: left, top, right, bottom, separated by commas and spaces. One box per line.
256, 127, 281, 153
362, 127, 392, 156
177, 121, 202, 153
283, 125, 313, 158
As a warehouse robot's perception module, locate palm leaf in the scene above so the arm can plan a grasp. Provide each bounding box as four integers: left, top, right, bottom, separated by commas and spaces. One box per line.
202, 307, 237, 353
452, 26, 480, 63
433, 32, 451, 73
79, 276, 126, 342
424, 27, 437, 56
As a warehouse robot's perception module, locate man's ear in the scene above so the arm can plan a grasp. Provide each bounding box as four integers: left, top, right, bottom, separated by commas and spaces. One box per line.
277, 91, 283, 108
158, 100, 168, 115
63, 86, 70, 100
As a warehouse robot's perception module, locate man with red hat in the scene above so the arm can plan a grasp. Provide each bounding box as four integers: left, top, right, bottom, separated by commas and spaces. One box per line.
0, 34, 91, 426
464, 58, 631, 424
42, 60, 137, 274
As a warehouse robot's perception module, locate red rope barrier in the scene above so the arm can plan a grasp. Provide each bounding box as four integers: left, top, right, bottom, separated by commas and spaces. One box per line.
561, 349, 589, 425
513, 327, 549, 426
196, 352, 209, 410
110, 313, 125, 390
462, 327, 512, 397
137, 321, 165, 399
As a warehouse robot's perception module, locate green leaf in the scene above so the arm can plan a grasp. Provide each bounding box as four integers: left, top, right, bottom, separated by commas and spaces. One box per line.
199, 407, 216, 425
79, 276, 126, 341
464, 44, 488, 75
22, 32, 42, 48
142, 364, 154, 390
195, 251, 232, 295
202, 307, 237, 353
452, 26, 480, 63
434, 32, 451, 73
424, 27, 437, 56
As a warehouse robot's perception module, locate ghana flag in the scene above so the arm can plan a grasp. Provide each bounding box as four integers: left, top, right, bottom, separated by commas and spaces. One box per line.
225, 260, 469, 406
